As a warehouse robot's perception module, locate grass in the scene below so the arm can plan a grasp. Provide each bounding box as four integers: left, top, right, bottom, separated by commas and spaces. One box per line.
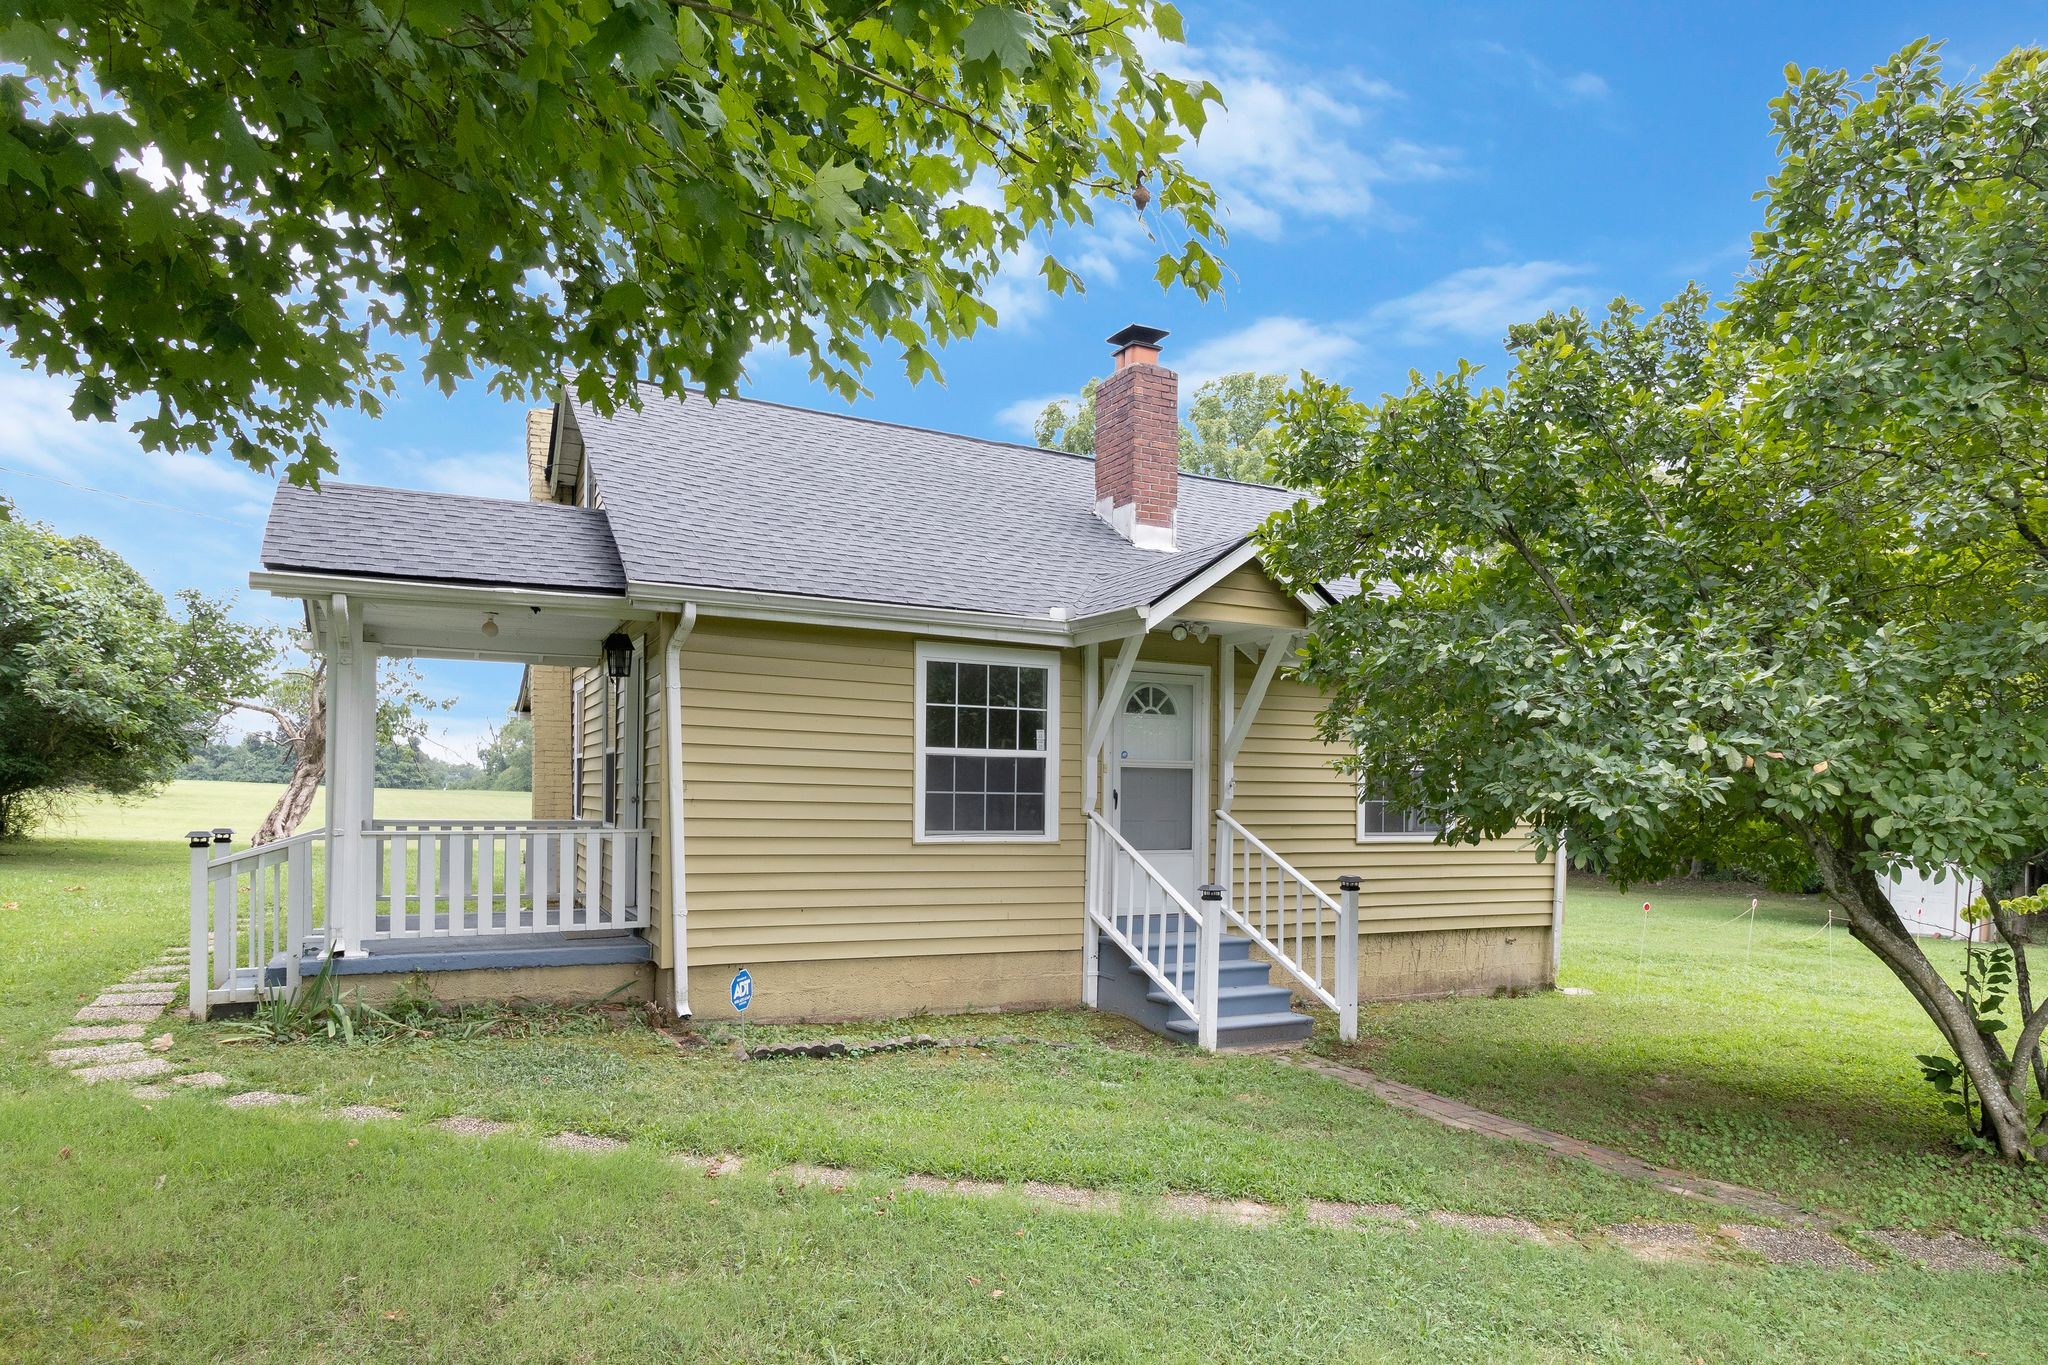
1322, 878, 2048, 1235
40, 778, 532, 843
5, 833, 2048, 1358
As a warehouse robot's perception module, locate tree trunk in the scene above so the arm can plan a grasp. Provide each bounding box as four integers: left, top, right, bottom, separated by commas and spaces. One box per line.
252, 666, 326, 846
1802, 825, 2037, 1160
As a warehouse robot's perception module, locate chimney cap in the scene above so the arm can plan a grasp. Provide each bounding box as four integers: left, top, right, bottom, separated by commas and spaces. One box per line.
1106, 323, 1170, 352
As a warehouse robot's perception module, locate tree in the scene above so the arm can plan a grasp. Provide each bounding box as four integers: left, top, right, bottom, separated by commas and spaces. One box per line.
1034, 369, 1289, 481
233, 648, 453, 843
2, 1, 1221, 484
473, 713, 535, 792
0, 518, 266, 836
1263, 42, 2048, 1163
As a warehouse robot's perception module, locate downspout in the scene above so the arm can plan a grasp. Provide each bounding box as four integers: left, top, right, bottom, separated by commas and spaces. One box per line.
1550, 834, 1567, 986
663, 604, 699, 1018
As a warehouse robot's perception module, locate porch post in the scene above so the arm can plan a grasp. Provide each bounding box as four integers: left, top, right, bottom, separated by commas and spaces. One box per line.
1196, 882, 1223, 1052
187, 832, 213, 1021
1336, 874, 1361, 1043
324, 594, 376, 953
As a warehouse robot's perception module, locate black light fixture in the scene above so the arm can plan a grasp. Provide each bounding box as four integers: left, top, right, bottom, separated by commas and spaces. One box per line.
602, 631, 634, 679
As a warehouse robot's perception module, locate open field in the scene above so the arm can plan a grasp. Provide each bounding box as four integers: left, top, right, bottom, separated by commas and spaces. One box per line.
4, 813, 2047, 1359
41, 778, 532, 843
1326, 878, 2048, 1234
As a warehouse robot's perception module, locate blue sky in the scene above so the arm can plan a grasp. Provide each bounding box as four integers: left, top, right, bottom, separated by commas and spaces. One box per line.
3, 2, 2039, 765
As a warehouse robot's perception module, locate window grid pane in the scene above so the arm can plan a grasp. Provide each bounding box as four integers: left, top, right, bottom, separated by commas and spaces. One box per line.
922, 655, 1054, 837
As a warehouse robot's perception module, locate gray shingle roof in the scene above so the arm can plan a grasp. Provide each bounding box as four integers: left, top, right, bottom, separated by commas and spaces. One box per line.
570, 387, 1303, 619
261, 483, 626, 594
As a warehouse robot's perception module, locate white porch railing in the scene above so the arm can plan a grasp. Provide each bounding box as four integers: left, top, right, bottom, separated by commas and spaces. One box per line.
1085, 811, 1221, 1049
1215, 811, 1358, 1041
364, 820, 649, 940
187, 828, 325, 1021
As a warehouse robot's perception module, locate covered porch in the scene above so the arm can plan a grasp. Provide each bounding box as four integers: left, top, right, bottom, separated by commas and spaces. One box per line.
188, 564, 663, 1018
1072, 544, 1361, 1051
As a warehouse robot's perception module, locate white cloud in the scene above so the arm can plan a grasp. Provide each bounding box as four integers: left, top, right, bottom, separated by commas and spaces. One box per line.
1479, 44, 1611, 105
404, 451, 529, 502
993, 392, 1072, 439
1367, 262, 1597, 345
974, 185, 1154, 332
0, 365, 273, 521
1141, 35, 1455, 240
1177, 317, 1364, 386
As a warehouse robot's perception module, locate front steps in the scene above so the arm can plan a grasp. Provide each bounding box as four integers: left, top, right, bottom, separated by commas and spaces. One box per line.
1094, 913, 1314, 1049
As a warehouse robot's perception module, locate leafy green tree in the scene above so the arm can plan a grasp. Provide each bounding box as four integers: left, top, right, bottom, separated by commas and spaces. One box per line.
181, 732, 296, 783
2, 1, 1220, 483
1263, 46, 2048, 1161
473, 713, 535, 792
376, 738, 481, 791
0, 518, 266, 836
1034, 369, 1289, 481
233, 648, 453, 842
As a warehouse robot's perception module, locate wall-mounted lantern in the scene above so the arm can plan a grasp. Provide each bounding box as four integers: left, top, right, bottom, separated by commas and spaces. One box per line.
602, 631, 634, 679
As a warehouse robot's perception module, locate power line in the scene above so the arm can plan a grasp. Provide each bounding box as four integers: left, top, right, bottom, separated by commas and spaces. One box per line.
0, 462, 264, 527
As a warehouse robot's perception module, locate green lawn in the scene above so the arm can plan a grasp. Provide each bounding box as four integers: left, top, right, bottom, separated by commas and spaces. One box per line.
41, 778, 533, 844
1325, 878, 2048, 1235
4, 834, 2048, 1359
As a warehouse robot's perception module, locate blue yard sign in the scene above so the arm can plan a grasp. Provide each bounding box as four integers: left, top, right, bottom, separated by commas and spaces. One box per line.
730, 968, 753, 1013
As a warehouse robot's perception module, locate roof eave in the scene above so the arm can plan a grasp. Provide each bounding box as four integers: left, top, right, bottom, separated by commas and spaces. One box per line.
622, 579, 1075, 646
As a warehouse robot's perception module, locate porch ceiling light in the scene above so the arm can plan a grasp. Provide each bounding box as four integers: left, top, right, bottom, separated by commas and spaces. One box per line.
603, 631, 633, 679
481, 612, 499, 638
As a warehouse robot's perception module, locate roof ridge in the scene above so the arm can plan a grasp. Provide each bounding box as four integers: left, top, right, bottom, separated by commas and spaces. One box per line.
608, 379, 1295, 493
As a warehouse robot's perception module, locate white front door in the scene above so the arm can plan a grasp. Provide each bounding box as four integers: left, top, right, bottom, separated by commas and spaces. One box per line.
1111, 671, 1203, 905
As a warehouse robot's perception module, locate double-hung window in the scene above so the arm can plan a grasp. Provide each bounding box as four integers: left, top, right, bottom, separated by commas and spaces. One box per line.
1356, 774, 1442, 841
915, 644, 1059, 842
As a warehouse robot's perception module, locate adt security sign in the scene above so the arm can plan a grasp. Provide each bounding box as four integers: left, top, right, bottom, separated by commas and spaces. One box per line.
729, 968, 754, 1013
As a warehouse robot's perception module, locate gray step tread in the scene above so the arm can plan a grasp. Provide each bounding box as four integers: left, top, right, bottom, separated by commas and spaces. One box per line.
1144, 982, 1296, 1010
1129, 959, 1272, 985
1164, 1010, 1313, 1036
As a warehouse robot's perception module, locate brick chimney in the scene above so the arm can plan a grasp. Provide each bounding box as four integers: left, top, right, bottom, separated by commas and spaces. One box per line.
1093, 323, 1178, 551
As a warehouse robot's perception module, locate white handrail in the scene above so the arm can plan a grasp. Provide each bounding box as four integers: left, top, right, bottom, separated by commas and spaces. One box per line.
1085, 811, 1219, 1047
1215, 810, 1357, 1038
188, 829, 323, 1020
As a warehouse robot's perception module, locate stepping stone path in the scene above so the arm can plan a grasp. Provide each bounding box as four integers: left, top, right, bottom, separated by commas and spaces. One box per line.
1726, 1224, 1871, 1271
53, 1023, 146, 1043
1866, 1230, 2020, 1273
549, 1132, 627, 1154
35, 944, 2038, 1276
221, 1090, 304, 1109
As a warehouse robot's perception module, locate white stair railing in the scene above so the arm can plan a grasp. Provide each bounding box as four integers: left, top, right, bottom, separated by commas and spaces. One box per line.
1215, 811, 1358, 1041
187, 827, 323, 1021
1086, 811, 1221, 1050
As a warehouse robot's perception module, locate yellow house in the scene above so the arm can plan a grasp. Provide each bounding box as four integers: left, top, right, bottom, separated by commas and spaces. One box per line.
189, 326, 1561, 1050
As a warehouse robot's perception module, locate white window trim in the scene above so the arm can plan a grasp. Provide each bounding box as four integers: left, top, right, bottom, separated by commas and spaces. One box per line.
914, 640, 1062, 844
1355, 782, 1443, 844
570, 674, 586, 819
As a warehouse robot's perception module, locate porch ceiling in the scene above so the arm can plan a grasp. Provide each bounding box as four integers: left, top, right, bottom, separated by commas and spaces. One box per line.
254, 570, 664, 667
359, 597, 636, 666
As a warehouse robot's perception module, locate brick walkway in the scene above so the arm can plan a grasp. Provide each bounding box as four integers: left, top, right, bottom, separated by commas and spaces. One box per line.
1286, 1054, 1829, 1226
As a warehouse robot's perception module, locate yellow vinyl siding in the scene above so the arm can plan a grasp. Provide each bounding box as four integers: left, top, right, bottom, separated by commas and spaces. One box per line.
679, 619, 1083, 969
1183, 563, 1309, 630
1230, 670, 1553, 936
